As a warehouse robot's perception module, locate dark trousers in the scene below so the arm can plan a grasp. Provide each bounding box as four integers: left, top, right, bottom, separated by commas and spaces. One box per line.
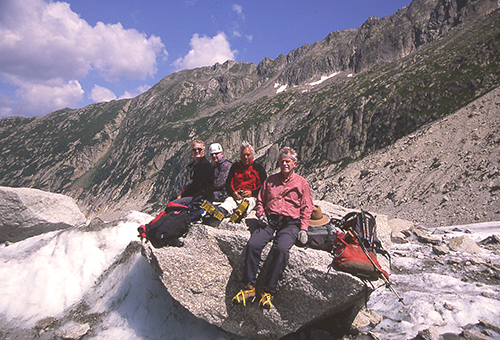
243, 217, 300, 294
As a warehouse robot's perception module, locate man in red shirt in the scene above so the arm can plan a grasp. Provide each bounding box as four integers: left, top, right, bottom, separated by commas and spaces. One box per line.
232, 147, 314, 309
203, 141, 266, 224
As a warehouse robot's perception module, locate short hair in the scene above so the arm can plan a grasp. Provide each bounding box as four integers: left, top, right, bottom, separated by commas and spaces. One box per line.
240, 141, 254, 154
191, 140, 205, 149
280, 146, 298, 162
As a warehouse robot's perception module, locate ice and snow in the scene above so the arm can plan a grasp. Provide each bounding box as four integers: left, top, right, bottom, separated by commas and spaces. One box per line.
1, 212, 499, 339
306, 72, 340, 86
274, 83, 288, 93
0, 211, 237, 339
367, 222, 500, 339
274, 72, 340, 94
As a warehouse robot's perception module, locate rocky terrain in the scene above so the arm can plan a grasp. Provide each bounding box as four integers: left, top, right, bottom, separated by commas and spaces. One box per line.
0, 186, 86, 243
140, 202, 393, 340
0, 0, 498, 227
309, 86, 500, 228
0, 189, 499, 340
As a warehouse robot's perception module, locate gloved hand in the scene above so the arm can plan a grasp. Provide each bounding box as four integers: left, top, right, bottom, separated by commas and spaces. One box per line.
259, 215, 268, 227
298, 230, 308, 245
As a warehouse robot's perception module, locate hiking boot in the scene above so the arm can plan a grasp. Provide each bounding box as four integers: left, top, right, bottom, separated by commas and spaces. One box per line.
201, 200, 225, 221
232, 284, 256, 306
258, 291, 273, 309
203, 215, 222, 228
230, 200, 249, 223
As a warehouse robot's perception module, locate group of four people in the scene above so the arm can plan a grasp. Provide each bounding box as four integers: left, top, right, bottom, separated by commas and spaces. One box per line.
175, 140, 314, 309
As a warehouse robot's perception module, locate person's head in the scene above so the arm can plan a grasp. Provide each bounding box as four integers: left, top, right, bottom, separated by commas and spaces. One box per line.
209, 143, 224, 164
191, 140, 205, 162
278, 146, 297, 176
239, 141, 254, 166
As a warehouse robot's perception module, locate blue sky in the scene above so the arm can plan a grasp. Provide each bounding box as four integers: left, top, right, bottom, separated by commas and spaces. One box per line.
0, 0, 411, 118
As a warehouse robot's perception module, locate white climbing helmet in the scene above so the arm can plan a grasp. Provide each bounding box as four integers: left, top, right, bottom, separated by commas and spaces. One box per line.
209, 143, 223, 155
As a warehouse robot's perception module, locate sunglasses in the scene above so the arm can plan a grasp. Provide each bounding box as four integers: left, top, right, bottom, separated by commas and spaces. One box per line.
192, 148, 203, 153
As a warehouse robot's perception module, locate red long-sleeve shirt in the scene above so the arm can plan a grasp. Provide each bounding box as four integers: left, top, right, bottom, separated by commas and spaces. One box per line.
225, 161, 267, 197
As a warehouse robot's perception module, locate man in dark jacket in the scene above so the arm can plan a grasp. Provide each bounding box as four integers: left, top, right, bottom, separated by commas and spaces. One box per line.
203, 141, 266, 224
175, 140, 214, 205
209, 142, 232, 202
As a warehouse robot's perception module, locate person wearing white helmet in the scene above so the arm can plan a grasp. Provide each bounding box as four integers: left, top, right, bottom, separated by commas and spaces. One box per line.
209, 143, 232, 201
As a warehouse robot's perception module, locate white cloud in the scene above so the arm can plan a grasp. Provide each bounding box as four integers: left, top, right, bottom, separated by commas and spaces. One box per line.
230, 4, 245, 38
0, 0, 167, 116
90, 85, 116, 103
119, 85, 151, 100
173, 32, 237, 70
232, 4, 243, 15
0, 94, 13, 118
9, 77, 84, 116
0, 0, 166, 81
88, 84, 151, 104
91, 22, 166, 82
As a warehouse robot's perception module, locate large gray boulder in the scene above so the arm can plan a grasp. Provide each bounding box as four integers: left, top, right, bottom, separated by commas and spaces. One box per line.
142, 202, 391, 339
0, 186, 87, 243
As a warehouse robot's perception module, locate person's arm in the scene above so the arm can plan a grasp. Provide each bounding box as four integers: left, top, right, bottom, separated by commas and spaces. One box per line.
251, 163, 267, 197
255, 179, 268, 218
225, 163, 237, 197
299, 179, 314, 231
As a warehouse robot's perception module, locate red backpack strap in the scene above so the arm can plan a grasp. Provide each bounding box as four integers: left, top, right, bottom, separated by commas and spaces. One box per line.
166, 201, 189, 211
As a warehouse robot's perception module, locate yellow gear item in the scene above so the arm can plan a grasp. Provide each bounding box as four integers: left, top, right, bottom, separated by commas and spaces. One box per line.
232, 285, 256, 306
201, 200, 224, 221
258, 291, 273, 309
230, 199, 249, 223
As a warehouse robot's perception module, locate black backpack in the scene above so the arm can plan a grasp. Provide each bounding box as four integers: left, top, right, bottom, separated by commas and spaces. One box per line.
305, 221, 340, 252
339, 211, 384, 252
138, 201, 190, 248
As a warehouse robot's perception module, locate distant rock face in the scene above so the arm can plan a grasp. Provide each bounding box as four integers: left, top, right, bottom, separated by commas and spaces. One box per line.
141, 202, 391, 340
0, 186, 87, 243
311, 86, 500, 228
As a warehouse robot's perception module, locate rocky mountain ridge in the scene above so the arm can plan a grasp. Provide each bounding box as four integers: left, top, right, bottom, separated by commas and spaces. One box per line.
0, 0, 499, 225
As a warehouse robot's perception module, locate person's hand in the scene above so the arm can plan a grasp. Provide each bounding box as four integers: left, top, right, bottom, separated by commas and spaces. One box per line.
298, 230, 308, 245
233, 192, 242, 200
241, 190, 252, 198
259, 215, 268, 228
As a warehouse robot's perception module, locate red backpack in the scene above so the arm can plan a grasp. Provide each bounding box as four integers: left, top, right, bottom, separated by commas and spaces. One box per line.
331, 211, 389, 280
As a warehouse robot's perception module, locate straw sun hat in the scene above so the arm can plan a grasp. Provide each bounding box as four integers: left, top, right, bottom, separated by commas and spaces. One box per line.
309, 205, 330, 226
